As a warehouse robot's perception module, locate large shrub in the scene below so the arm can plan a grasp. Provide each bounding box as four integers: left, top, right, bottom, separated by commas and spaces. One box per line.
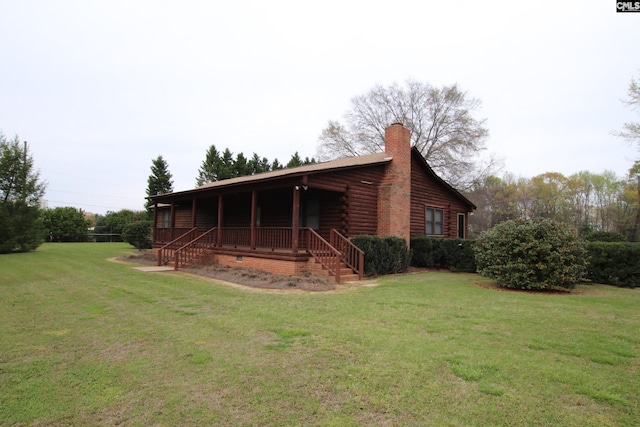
585, 242, 640, 288
474, 219, 587, 290
351, 235, 411, 277
411, 237, 476, 272
122, 221, 152, 250
42, 206, 89, 242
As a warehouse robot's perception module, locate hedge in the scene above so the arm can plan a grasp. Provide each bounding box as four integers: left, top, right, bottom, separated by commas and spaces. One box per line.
350, 235, 411, 277
410, 236, 476, 272
352, 235, 639, 289
585, 242, 640, 288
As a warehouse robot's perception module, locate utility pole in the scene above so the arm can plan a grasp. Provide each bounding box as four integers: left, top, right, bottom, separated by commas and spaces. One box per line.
636, 175, 640, 242
22, 141, 28, 202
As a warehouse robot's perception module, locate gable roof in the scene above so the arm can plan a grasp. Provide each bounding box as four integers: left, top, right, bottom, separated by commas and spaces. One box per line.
409, 147, 477, 210
150, 152, 391, 200
149, 148, 475, 211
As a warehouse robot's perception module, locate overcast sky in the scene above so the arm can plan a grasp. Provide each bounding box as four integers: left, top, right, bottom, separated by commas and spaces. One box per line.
1, 1, 638, 214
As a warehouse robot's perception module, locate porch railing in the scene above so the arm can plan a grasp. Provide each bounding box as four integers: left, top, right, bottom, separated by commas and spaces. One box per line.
154, 226, 363, 281
219, 227, 251, 248
155, 227, 192, 245
174, 227, 218, 270
256, 227, 308, 250
307, 228, 342, 283
217, 227, 307, 251
330, 229, 365, 280
157, 227, 199, 266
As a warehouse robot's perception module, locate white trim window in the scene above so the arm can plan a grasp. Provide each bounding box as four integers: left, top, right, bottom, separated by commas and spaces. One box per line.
457, 213, 465, 238
426, 207, 444, 236
162, 210, 171, 228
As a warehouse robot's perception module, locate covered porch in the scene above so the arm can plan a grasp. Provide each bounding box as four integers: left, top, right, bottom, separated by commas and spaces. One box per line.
150, 182, 362, 282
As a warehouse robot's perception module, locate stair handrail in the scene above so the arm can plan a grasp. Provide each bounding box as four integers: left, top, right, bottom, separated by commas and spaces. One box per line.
330, 229, 365, 280
306, 228, 342, 283
173, 227, 218, 270
157, 227, 199, 266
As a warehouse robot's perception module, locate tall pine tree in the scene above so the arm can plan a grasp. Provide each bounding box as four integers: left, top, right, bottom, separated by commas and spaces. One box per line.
195, 145, 220, 186
145, 155, 173, 216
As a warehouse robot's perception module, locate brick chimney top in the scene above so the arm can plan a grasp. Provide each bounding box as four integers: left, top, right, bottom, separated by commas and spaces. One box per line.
384, 123, 411, 157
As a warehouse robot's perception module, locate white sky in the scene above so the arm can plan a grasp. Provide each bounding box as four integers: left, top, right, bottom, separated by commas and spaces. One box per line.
1, 0, 638, 214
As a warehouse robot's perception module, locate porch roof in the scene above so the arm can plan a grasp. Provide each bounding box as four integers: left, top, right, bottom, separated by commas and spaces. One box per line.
150, 152, 392, 201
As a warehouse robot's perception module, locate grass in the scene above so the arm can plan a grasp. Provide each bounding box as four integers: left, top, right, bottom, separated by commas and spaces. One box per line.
1, 243, 639, 426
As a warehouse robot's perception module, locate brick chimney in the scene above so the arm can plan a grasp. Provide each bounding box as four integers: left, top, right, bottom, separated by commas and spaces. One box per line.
377, 123, 411, 244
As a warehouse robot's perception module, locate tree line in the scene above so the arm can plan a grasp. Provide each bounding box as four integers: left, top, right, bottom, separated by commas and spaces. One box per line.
467, 170, 639, 240
194, 146, 316, 186
2, 74, 638, 252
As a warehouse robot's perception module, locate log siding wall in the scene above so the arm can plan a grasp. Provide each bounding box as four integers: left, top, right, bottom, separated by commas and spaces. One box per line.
410, 155, 470, 239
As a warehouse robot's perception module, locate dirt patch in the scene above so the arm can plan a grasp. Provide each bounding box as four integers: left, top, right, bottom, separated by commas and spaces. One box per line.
119, 251, 337, 292
473, 279, 586, 295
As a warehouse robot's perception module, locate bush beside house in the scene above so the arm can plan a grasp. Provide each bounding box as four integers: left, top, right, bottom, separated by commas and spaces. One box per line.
410, 237, 476, 272
351, 236, 411, 277
122, 221, 152, 250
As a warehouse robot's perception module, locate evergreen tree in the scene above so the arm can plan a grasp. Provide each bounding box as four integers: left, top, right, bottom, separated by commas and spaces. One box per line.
195, 145, 220, 186
248, 153, 262, 175
0, 133, 46, 253
234, 152, 250, 177
271, 158, 283, 170
286, 152, 303, 168
145, 155, 173, 215
258, 156, 271, 173
217, 149, 235, 180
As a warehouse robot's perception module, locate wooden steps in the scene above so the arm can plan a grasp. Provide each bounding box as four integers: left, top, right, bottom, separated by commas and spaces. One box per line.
308, 259, 360, 283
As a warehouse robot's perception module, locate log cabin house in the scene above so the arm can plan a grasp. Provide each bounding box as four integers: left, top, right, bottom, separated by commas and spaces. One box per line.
148, 123, 476, 282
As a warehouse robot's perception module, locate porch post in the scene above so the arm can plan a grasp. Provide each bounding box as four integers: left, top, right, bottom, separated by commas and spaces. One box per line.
292, 186, 300, 254
152, 202, 158, 243
250, 190, 257, 250
191, 198, 197, 228
170, 202, 176, 240
217, 195, 223, 247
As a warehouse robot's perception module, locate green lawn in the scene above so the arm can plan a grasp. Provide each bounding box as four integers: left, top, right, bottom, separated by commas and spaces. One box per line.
1, 243, 639, 426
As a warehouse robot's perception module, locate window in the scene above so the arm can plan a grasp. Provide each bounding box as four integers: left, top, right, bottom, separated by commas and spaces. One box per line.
457, 213, 465, 238
162, 210, 171, 228
426, 208, 444, 235
302, 199, 320, 230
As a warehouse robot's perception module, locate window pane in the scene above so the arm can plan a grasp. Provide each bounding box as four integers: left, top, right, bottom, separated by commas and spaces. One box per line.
163, 211, 170, 228
435, 210, 443, 235
305, 199, 320, 230
458, 214, 465, 238
426, 208, 444, 235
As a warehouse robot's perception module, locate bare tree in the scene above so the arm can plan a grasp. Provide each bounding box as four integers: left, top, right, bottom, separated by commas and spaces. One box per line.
614, 72, 640, 240
614, 73, 640, 146
316, 80, 498, 190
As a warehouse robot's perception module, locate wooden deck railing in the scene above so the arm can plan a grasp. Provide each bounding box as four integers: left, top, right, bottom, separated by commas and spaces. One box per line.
330, 229, 364, 280
155, 227, 362, 281
219, 227, 251, 248
174, 227, 218, 270
256, 227, 292, 249
155, 227, 192, 245
157, 228, 198, 266
254, 227, 308, 250
307, 228, 342, 283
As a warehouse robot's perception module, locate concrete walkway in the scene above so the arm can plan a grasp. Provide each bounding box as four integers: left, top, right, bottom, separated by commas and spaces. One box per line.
132, 266, 175, 272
